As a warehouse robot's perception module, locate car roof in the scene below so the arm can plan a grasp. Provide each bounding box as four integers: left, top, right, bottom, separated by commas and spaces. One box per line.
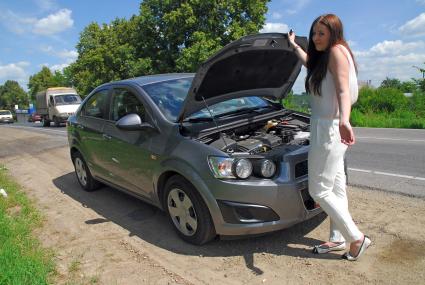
110, 73, 195, 87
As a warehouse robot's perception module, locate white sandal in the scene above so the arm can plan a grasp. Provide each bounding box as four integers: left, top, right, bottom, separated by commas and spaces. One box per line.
342, 235, 371, 261
312, 241, 346, 254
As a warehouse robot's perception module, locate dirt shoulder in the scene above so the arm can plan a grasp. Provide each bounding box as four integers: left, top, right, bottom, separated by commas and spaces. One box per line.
1, 127, 424, 285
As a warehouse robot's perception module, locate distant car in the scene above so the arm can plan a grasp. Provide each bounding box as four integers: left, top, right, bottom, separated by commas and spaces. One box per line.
67, 33, 322, 245
28, 113, 42, 122
0, 110, 14, 124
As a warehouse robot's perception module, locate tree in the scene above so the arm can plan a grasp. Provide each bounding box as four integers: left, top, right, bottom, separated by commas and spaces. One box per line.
69, 18, 152, 96
28, 66, 55, 102
136, 0, 269, 73
0, 80, 29, 110
380, 77, 401, 89
68, 0, 269, 95
400, 81, 417, 93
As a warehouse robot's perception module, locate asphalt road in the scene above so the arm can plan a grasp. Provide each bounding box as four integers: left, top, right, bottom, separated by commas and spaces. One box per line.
347, 127, 425, 197
2, 123, 425, 197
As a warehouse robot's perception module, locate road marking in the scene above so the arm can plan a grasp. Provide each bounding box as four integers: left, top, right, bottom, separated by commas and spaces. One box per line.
348, 167, 425, 181
4, 125, 67, 136
356, 136, 425, 143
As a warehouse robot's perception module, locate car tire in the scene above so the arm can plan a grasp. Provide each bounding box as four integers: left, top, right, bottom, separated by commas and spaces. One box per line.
42, 117, 50, 127
54, 117, 61, 127
164, 175, 216, 245
73, 152, 101, 191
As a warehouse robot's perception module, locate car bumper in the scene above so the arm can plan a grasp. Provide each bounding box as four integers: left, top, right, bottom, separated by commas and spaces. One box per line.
206, 176, 321, 236
0, 118, 14, 123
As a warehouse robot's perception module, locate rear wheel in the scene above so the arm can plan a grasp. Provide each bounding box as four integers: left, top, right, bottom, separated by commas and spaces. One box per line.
54, 117, 61, 127
73, 152, 101, 191
42, 117, 50, 127
164, 175, 216, 245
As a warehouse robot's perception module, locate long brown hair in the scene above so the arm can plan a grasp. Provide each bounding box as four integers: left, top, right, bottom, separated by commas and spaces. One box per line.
305, 14, 356, 96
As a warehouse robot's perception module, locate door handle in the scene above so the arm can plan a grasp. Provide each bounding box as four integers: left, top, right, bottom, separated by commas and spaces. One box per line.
102, 133, 112, 140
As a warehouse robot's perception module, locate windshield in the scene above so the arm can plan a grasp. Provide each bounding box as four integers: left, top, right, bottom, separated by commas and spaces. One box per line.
142, 77, 192, 121
0, 111, 12, 115
54, 94, 82, 105
142, 77, 272, 122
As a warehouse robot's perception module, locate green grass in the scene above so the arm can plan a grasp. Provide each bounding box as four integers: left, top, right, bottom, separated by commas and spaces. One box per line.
351, 109, 425, 129
0, 165, 54, 285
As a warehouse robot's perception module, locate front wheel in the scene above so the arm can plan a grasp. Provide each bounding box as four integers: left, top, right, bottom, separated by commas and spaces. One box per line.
164, 175, 216, 245
73, 152, 101, 191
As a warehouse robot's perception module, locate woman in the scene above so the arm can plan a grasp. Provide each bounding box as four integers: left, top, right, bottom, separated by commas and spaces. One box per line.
288, 14, 370, 261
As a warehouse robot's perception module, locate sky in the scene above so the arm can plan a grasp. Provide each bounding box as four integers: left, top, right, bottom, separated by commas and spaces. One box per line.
0, 0, 425, 94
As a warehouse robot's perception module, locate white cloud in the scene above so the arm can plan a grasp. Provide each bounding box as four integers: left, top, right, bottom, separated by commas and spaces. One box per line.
49, 63, 69, 71
0, 62, 30, 87
354, 40, 425, 86
35, 0, 58, 12
0, 10, 37, 34
283, 0, 311, 15
260, 22, 290, 33
271, 12, 282, 20
41, 46, 78, 61
347, 40, 357, 47
399, 13, 425, 37
40, 46, 77, 71
33, 9, 73, 35
0, 8, 73, 36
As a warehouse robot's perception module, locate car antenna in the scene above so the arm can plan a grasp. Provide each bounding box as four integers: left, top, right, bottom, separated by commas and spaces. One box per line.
201, 96, 229, 149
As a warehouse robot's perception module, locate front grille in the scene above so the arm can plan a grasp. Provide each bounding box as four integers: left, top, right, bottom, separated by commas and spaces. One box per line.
295, 160, 308, 178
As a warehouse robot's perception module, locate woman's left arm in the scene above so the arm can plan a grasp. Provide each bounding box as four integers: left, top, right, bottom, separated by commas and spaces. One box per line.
328, 46, 355, 145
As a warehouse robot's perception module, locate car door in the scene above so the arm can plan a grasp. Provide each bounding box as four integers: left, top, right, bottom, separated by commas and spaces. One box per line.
101, 86, 156, 198
76, 88, 110, 180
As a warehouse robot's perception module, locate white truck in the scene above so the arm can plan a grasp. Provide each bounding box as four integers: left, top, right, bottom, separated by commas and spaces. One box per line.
36, 87, 82, 127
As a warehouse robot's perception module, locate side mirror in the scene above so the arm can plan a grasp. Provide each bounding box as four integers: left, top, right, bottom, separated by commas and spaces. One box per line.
115, 113, 155, 131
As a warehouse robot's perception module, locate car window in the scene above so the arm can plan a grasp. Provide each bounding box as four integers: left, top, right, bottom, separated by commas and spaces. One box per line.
82, 90, 108, 119
111, 88, 146, 121
54, 94, 82, 105
142, 77, 192, 121
0, 111, 12, 115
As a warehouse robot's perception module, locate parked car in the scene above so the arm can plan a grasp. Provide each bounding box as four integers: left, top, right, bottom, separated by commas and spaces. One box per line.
28, 113, 42, 122
0, 110, 14, 124
67, 33, 321, 245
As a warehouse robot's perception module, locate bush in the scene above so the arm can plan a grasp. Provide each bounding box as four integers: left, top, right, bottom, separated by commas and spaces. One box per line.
410, 91, 425, 117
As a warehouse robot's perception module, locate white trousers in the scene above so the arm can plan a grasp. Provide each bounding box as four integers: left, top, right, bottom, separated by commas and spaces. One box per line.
308, 118, 362, 243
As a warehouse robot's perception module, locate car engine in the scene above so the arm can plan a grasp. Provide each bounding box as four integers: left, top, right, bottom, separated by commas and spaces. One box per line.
205, 114, 310, 154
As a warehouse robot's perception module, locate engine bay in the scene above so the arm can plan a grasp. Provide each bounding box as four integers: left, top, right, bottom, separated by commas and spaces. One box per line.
201, 114, 310, 155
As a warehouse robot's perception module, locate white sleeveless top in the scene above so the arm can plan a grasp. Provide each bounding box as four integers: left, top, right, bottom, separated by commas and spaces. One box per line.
310, 44, 358, 120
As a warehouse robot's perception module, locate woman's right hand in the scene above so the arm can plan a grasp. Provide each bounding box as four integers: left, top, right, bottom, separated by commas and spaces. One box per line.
288, 29, 296, 47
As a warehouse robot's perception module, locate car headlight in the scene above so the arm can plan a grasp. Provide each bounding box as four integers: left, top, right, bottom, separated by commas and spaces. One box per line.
233, 158, 252, 179
208, 156, 235, 179
260, 159, 276, 178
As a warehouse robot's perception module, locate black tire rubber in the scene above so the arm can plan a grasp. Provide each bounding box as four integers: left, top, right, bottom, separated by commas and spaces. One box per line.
54, 117, 61, 127
42, 117, 50, 127
164, 175, 216, 245
72, 152, 101, 192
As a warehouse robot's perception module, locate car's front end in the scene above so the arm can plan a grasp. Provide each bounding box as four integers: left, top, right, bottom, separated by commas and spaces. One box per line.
173, 107, 320, 237
0, 110, 14, 124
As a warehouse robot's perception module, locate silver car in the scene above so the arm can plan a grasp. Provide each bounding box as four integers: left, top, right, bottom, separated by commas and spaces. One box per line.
67, 33, 322, 245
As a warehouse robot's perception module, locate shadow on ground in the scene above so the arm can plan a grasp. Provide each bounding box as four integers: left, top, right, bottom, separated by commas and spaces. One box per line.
53, 172, 334, 274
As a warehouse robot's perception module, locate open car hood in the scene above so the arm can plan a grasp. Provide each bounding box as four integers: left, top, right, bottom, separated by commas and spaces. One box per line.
177, 33, 307, 122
